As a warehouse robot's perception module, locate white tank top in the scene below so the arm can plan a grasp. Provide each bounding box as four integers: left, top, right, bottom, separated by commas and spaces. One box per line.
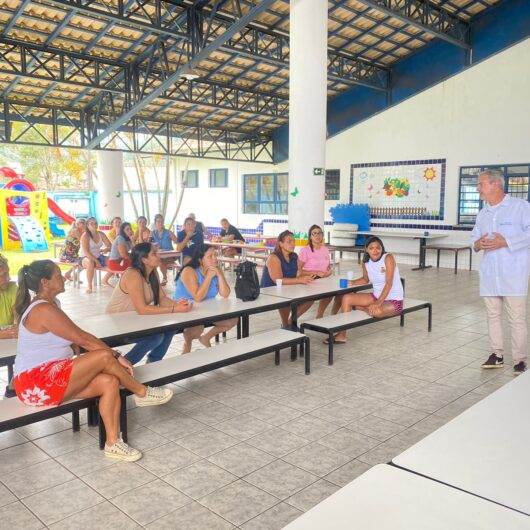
14, 300, 73, 376
365, 254, 403, 301
80, 233, 103, 258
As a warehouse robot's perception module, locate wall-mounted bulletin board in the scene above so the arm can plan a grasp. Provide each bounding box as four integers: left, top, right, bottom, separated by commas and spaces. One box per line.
350, 159, 446, 220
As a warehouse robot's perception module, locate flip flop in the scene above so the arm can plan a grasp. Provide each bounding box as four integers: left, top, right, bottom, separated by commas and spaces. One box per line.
323, 338, 347, 345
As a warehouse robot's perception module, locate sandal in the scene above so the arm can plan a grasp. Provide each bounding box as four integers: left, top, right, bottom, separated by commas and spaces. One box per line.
160, 278, 168, 286
323, 337, 347, 345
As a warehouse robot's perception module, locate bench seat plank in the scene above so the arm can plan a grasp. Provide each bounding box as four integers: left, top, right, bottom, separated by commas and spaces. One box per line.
134, 329, 308, 386
301, 299, 431, 365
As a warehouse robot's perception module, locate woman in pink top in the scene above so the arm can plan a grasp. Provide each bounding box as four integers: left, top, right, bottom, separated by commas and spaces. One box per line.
298, 224, 342, 318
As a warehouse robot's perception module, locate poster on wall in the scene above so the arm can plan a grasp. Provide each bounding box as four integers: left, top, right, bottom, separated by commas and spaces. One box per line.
350, 159, 446, 220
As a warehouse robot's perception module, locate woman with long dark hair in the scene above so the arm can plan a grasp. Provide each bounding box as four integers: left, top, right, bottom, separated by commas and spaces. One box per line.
173, 244, 237, 353
107, 222, 134, 272
298, 224, 341, 318
13, 260, 173, 462
331, 236, 403, 344
107, 243, 192, 364
79, 217, 111, 293
260, 230, 315, 328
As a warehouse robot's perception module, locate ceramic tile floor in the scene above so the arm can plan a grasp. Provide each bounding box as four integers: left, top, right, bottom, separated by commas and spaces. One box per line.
0, 260, 526, 529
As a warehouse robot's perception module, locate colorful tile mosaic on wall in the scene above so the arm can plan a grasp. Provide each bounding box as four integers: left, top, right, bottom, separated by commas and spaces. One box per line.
350, 159, 446, 221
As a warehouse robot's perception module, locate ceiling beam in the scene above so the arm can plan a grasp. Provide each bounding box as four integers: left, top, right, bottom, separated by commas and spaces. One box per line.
85, 0, 282, 149
357, 0, 470, 49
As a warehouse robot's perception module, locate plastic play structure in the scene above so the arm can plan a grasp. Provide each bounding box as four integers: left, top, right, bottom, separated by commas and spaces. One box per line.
0, 166, 75, 251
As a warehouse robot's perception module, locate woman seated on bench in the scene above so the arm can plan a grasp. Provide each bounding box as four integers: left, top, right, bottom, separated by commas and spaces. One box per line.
60, 218, 86, 282
107, 243, 192, 364
107, 222, 134, 273
13, 259, 173, 462
261, 230, 315, 329
173, 244, 237, 353
332, 236, 403, 344
133, 215, 150, 244
299, 224, 342, 319
79, 217, 111, 294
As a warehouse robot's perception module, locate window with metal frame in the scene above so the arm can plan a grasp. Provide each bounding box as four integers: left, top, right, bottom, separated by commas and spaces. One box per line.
243, 173, 288, 214
181, 169, 199, 188
209, 168, 228, 188
325, 169, 340, 200
458, 164, 530, 225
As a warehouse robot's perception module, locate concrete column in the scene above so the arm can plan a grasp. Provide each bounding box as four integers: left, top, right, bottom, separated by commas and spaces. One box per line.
96, 151, 124, 223
288, 0, 327, 236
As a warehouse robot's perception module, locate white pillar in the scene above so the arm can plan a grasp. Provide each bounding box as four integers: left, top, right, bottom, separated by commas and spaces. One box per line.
288, 0, 328, 236
96, 151, 124, 224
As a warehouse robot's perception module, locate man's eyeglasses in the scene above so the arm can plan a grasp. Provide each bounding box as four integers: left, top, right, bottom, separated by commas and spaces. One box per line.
311, 231, 323, 236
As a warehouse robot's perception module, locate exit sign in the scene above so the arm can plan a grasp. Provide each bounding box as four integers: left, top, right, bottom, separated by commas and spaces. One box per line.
313, 168, 324, 176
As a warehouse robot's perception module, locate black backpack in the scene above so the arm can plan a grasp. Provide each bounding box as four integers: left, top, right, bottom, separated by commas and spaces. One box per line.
234, 261, 260, 301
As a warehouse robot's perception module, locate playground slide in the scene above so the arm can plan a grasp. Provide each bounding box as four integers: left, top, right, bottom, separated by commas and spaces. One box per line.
49, 220, 65, 237
48, 198, 76, 225
8, 216, 49, 252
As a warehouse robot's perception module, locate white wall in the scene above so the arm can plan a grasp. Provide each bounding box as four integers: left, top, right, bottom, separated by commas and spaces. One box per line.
325, 38, 530, 266
121, 39, 529, 266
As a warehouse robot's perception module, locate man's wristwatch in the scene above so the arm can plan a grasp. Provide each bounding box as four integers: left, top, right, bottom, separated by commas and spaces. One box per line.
113, 350, 123, 359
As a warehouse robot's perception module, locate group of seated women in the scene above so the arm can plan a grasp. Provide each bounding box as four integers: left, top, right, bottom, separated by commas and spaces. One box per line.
2, 217, 403, 462
60, 214, 181, 292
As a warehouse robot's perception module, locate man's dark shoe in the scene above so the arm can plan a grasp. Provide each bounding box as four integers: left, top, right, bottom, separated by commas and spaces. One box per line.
481, 353, 504, 369
4, 385, 16, 398
513, 362, 527, 376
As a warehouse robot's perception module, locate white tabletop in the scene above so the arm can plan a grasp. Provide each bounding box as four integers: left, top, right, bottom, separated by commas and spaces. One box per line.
283, 465, 530, 529
260, 277, 371, 301
393, 370, 530, 515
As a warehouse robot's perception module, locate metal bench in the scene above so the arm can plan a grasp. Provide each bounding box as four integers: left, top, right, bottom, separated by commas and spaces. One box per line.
423, 243, 472, 274
300, 298, 432, 365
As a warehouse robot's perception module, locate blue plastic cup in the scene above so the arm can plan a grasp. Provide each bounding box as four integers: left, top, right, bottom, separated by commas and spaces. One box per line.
339, 278, 348, 288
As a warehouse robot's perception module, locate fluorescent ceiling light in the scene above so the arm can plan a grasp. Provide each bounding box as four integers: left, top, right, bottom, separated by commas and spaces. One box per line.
180, 65, 199, 81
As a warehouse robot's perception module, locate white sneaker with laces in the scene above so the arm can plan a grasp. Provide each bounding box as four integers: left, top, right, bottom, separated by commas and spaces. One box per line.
104, 439, 142, 462
134, 386, 173, 407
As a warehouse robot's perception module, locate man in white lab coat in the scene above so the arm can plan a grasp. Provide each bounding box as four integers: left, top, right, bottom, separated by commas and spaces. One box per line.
471, 169, 530, 375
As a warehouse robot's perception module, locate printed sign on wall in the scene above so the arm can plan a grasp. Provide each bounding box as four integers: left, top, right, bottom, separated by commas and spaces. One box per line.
350, 159, 446, 219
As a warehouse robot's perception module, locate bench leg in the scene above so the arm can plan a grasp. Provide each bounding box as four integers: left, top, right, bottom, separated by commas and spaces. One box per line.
120, 394, 128, 443
215, 334, 220, 344
290, 345, 297, 361
237, 318, 242, 339
427, 304, 432, 332
7, 363, 13, 382
299, 338, 305, 358
97, 401, 106, 450
242, 315, 250, 337
275, 349, 280, 366
222, 331, 227, 339
454, 250, 458, 274
328, 332, 334, 365
304, 337, 311, 375
469, 248, 472, 271
436, 249, 440, 268
72, 411, 80, 432
400, 312, 405, 327
87, 402, 99, 427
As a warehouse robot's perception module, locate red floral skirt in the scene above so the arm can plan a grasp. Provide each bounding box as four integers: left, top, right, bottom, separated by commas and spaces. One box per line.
14, 359, 74, 406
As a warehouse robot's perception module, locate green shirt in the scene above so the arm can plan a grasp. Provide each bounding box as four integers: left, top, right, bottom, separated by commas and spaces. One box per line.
0, 282, 17, 327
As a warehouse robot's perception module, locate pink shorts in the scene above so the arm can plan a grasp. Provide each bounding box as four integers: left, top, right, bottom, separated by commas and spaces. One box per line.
371, 294, 403, 315
14, 359, 74, 406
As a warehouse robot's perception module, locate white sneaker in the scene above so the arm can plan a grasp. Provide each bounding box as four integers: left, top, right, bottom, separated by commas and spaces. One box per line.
134, 386, 173, 407
104, 439, 142, 462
